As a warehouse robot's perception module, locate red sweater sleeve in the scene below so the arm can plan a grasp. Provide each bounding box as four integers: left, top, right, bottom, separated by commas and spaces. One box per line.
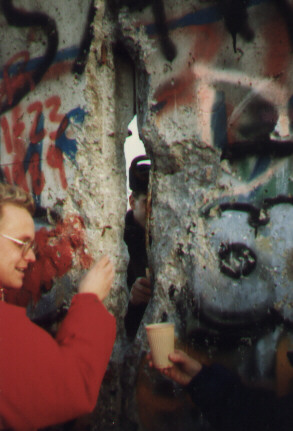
0, 293, 116, 431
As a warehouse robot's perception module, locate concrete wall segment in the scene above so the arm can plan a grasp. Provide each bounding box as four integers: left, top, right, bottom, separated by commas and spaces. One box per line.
0, 2, 130, 427
116, 1, 293, 429
117, 0, 293, 324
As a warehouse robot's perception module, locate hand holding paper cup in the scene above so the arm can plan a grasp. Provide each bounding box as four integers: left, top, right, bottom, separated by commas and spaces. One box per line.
145, 322, 175, 368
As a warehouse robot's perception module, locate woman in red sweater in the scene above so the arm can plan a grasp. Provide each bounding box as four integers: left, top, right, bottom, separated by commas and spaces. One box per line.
0, 184, 116, 431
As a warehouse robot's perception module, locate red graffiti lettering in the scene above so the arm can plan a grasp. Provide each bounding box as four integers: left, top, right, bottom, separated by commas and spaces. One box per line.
0, 105, 26, 156
45, 95, 67, 140
1, 95, 70, 195
27, 101, 46, 143
0, 116, 13, 154
46, 144, 68, 189
0, 51, 34, 108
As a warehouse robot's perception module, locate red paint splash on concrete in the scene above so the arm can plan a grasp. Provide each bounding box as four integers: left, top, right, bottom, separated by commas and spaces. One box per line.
154, 69, 196, 116
154, 23, 223, 117
263, 13, 290, 82
5, 215, 93, 307
0, 51, 35, 110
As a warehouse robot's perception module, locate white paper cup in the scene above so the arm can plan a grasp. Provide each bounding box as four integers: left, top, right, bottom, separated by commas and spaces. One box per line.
146, 322, 175, 368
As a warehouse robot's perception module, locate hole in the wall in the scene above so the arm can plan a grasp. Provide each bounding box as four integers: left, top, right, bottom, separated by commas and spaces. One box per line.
113, 39, 151, 340
124, 115, 146, 208
123, 115, 152, 341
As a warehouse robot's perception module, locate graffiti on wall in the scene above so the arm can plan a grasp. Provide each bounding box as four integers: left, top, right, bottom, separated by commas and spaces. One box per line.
0, 0, 95, 302
0, 0, 95, 113
134, 0, 293, 323
0, 0, 94, 206
120, 1, 293, 429
0, 96, 85, 205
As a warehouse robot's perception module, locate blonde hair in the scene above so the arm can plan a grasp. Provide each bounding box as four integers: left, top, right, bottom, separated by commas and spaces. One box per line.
0, 183, 35, 218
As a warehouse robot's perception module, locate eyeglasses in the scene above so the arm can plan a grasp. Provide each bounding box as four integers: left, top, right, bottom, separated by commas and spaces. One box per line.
0, 233, 36, 257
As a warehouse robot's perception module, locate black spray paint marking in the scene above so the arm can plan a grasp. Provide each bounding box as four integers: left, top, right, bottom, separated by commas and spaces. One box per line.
221, 139, 293, 161
217, 0, 254, 52
218, 242, 257, 278
0, 0, 58, 115
72, 0, 96, 75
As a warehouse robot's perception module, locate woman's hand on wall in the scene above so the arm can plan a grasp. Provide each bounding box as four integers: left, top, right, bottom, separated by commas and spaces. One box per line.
78, 255, 114, 301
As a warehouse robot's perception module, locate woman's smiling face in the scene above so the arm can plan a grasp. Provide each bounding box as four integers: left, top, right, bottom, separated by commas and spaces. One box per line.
0, 203, 36, 289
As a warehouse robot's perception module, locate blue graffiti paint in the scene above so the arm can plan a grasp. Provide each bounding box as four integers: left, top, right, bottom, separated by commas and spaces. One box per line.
145, 0, 269, 35
55, 106, 86, 163
0, 46, 80, 80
